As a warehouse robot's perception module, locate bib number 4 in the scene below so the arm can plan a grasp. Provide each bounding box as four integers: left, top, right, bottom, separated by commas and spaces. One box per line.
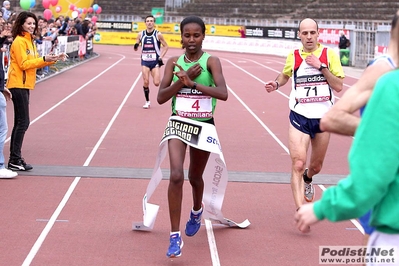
192, 100, 200, 111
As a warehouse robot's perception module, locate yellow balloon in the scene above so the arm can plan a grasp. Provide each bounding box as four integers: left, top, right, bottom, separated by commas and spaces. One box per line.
49, 0, 94, 18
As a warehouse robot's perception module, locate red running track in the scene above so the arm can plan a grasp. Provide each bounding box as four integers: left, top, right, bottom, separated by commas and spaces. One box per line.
0, 45, 364, 266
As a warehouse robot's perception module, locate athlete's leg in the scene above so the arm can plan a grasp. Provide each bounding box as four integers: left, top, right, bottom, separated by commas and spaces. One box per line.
142, 66, 151, 102
188, 146, 210, 211
167, 139, 187, 232
142, 65, 151, 88
308, 131, 330, 178
150, 66, 161, 87
288, 124, 311, 209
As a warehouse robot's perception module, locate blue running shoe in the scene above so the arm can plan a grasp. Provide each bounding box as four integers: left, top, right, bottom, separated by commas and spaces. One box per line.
166, 233, 183, 258
185, 208, 203, 236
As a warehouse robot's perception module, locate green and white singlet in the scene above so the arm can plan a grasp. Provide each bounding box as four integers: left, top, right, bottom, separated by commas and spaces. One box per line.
172, 52, 217, 121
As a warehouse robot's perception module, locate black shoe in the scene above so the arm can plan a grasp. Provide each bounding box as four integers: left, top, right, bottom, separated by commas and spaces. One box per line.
8, 159, 33, 171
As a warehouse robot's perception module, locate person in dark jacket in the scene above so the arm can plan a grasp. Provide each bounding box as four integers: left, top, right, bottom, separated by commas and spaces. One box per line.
339, 31, 349, 49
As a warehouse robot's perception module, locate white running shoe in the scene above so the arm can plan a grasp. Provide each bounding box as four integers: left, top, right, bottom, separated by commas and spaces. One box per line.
143, 101, 150, 109
303, 168, 315, 202
304, 182, 315, 202
0, 168, 18, 178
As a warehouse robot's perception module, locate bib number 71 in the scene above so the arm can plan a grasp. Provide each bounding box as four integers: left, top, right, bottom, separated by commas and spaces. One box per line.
305, 86, 317, 96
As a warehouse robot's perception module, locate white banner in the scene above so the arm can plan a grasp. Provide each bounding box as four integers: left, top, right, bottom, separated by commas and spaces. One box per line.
202, 36, 340, 58
203, 36, 301, 57
133, 116, 250, 231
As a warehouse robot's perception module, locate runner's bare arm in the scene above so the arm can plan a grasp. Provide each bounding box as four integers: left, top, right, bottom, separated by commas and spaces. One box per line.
200, 56, 228, 101
320, 62, 394, 135
134, 32, 142, 51
265, 73, 290, 93
157, 57, 202, 104
158, 33, 169, 59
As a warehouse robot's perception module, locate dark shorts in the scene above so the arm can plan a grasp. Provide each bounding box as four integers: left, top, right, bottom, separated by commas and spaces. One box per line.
289, 110, 322, 139
141, 60, 159, 70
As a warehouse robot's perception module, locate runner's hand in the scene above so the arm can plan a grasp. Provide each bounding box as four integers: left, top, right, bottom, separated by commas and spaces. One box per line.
158, 57, 164, 67
265, 80, 277, 93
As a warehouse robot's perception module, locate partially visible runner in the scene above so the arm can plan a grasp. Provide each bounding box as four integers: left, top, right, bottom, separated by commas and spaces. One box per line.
264, 18, 344, 231
157, 16, 228, 258
320, 10, 399, 247
0, 15, 16, 178
295, 67, 399, 266
134, 15, 169, 109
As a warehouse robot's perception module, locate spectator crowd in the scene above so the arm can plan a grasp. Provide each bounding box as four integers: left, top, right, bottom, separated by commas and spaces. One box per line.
0, 1, 98, 81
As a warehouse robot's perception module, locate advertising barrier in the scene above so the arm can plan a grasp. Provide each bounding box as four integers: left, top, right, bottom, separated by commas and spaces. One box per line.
43, 36, 87, 59
96, 21, 242, 37
202, 36, 301, 57
95, 20, 349, 44
95, 21, 133, 31
93, 31, 183, 47
319, 29, 350, 45
93, 31, 341, 59
58, 35, 80, 58
245, 26, 298, 40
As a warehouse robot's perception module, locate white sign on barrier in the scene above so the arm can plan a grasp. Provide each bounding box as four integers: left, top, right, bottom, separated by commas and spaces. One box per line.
203, 36, 302, 57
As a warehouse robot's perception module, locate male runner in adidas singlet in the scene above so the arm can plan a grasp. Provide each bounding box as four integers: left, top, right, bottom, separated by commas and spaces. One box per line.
320, 10, 399, 248
157, 16, 228, 258
134, 15, 168, 109
265, 18, 344, 232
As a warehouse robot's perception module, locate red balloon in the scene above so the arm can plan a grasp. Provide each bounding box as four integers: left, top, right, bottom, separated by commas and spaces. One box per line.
43, 9, 52, 20
91, 16, 97, 24
88, 7, 93, 13
69, 4, 75, 11
95, 6, 102, 14
82, 8, 87, 14
42, 0, 50, 9
50, 0, 58, 6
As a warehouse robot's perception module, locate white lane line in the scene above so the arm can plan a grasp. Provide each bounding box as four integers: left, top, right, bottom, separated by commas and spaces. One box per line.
203, 82, 288, 266
205, 219, 221, 266
22, 178, 81, 266
227, 84, 289, 154
21, 70, 143, 266
222, 58, 289, 100
224, 59, 364, 234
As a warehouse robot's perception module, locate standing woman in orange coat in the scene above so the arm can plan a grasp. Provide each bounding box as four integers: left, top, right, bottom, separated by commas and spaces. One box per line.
7, 11, 65, 171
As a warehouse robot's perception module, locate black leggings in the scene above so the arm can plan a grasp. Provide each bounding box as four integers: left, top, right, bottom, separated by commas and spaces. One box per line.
9, 88, 30, 161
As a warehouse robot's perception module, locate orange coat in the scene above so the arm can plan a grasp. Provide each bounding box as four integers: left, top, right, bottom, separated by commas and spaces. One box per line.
7, 32, 54, 90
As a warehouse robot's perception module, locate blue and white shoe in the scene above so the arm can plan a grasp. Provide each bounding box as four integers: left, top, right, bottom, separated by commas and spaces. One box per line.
185, 208, 203, 237
166, 233, 184, 258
